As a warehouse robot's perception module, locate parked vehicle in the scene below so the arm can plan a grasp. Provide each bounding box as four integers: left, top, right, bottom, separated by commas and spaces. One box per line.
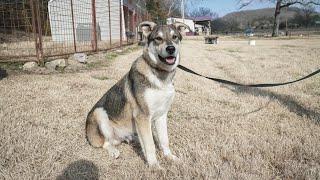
245, 28, 254, 37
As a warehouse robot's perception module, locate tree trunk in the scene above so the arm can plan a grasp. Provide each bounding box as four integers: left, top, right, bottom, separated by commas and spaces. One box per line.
272, 0, 282, 37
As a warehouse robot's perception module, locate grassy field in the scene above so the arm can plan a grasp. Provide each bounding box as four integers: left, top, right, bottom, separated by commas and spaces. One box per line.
0, 36, 319, 179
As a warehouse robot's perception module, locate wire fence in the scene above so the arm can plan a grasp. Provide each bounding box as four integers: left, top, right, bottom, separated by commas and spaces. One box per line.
0, 0, 148, 64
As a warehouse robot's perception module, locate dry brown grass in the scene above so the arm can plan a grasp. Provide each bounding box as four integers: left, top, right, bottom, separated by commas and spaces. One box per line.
0, 37, 320, 179
0, 37, 130, 61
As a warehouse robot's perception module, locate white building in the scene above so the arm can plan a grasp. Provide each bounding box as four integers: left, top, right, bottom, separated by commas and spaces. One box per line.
48, 0, 126, 42
166, 17, 195, 32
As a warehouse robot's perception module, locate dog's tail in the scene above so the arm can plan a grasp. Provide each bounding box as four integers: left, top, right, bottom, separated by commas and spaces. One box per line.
86, 112, 105, 148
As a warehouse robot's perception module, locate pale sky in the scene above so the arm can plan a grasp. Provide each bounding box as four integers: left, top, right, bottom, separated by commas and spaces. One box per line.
187, 0, 320, 17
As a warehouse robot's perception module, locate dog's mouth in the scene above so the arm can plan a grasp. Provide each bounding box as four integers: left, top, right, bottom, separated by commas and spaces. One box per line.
158, 55, 176, 65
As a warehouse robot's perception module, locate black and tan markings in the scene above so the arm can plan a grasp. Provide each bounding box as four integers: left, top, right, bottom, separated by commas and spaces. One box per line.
93, 77, 127, 120
86, 21, 189, 166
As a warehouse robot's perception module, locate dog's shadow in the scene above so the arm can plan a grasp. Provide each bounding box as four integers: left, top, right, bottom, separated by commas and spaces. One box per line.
128, 140, 145, 160
56, 160, 99, 180
225, 85, 320, 123
125, 133, 162, 162
0, 67, 8, 80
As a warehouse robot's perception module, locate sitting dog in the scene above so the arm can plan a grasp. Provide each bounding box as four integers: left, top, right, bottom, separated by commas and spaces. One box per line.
86, 21, 188, 167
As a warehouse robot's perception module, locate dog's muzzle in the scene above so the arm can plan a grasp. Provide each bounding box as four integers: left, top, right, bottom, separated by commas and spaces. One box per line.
158, 55, 176, 65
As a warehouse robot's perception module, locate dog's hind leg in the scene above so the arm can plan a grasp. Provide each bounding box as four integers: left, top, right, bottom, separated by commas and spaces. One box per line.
94, 108, 120, 159
86, 110, 105, 148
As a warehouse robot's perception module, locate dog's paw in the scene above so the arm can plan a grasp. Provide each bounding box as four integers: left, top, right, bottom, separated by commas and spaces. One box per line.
165, 154, 181, 163
103, 142, 120, 159
149, 162, 164, 170
112, 139, 121, 146
108, 148, 120, 159
107, 146, 120, 159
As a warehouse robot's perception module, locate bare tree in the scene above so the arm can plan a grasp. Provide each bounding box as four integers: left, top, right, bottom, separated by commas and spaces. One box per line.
188, 7, 218, 18
301, 5, 316, 27
145, 0, 207, 22
292, 5, 317, 27
145, 0, 182, 22
238, 0, 320, 36
163, 0, 182, 17
163, 0, 202, 17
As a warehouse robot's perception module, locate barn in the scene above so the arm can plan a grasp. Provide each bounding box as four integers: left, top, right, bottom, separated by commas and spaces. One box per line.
48, 0, 146, 42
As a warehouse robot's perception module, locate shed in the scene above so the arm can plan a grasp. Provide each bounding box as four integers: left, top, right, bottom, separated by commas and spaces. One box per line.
48, 0, 126, 42
193, 16, 213, 35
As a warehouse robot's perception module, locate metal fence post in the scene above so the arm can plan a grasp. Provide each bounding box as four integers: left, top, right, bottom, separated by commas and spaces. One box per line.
108, 0, 112, 47
30, 0, 43, 65
119, 0, 123, 47
91, 0, 97, 52
70, 0, 77, 52
35, 0, 44, 65
30, 0, 38, 62
132, 10, 136, 42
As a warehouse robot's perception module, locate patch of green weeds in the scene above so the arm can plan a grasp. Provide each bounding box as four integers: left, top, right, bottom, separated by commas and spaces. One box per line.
86, 61, 103, 69
0, 62, 24, 70
91, 75, 109, 80
225, 49, 241, 53
106, 52, 118, 60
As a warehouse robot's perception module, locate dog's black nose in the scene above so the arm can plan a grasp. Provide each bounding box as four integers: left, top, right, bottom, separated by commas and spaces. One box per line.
166, 46, 175, 54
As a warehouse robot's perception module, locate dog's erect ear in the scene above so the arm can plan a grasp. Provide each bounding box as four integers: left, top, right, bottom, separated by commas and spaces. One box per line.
139, 21, 157, 38
172, 22, 190, 34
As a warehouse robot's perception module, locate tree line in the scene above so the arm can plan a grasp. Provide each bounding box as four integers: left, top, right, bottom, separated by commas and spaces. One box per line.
211, 6, 320, 33
238, 0, 320, 36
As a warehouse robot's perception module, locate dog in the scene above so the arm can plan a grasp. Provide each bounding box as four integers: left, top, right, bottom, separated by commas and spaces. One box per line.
86, 21, 189, 167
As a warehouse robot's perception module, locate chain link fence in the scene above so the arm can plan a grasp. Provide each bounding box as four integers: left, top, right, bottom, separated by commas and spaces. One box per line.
0, 0, 147, 64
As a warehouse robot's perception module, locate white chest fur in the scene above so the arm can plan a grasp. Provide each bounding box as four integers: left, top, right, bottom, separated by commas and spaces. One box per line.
144, 85, 175, 119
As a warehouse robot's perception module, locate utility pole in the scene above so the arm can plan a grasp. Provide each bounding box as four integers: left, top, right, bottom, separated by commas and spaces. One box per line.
285, 6, 288, 36
181, 0, 185, 23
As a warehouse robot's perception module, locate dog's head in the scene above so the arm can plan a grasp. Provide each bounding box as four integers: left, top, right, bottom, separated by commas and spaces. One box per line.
139, 21, 189, 72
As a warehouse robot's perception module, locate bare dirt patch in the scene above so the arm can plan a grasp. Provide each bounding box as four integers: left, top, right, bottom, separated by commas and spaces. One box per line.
0, 37, 319, 179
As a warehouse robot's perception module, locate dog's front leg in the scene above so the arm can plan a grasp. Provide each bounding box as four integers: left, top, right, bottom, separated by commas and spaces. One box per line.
155, 113, 179, 162
135, 114, 158, 167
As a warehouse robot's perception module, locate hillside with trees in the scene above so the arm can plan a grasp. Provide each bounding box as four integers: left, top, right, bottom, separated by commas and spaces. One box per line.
212, 7, 320, 32
238, 0, 320, 36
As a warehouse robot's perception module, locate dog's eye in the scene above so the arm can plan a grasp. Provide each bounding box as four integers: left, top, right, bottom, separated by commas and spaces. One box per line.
172, 35, 178, 39
155, 37, 163, 41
